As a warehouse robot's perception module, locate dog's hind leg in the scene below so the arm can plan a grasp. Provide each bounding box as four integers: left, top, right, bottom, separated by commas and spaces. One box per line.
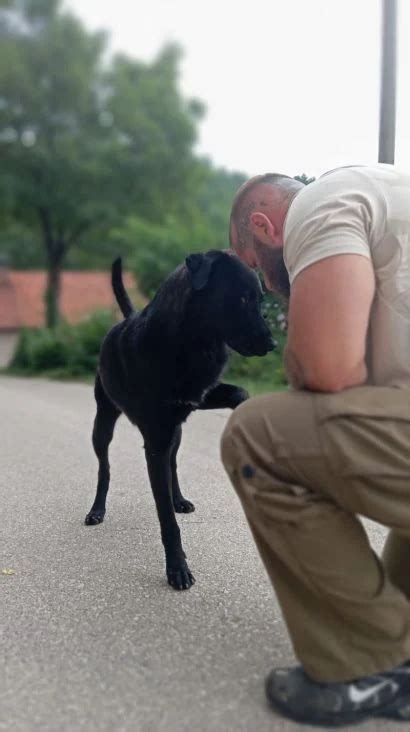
170, 426, 195, 514
144, 430, 195, 590
85, 375, 121, 526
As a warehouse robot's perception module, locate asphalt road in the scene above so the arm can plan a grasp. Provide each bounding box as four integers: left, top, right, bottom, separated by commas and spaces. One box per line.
1, 376, 396, 732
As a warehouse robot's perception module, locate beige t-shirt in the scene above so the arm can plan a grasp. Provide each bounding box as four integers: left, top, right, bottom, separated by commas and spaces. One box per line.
283, 164, 410, 388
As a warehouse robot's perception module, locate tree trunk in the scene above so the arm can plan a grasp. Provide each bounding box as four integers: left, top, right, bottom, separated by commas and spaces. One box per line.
38, 207, 66, 328
45, 258, 62, 329
37, 208, 90, 328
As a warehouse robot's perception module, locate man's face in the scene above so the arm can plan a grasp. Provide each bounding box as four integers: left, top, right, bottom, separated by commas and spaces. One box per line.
252, 238, 290, 299
230, 220, 290, 299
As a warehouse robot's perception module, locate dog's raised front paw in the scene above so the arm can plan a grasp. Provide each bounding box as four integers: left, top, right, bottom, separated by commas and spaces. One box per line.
232, 387, 249, 407
173, 497, 195, 513
84, 510, 105, 525
167, 563, 195, 590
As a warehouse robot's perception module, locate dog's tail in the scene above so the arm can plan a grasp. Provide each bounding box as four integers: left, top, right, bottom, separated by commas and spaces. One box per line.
112, 258, 134, 318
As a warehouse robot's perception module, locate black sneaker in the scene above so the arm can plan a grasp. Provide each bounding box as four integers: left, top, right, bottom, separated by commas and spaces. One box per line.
265, 662, 410, 727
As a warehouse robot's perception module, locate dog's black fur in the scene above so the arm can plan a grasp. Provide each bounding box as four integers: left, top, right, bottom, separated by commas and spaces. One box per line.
85, 250, 274, 589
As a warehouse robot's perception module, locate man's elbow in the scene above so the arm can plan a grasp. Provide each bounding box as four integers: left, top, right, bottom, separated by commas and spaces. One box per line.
303, 362, 368, 393
304, 375, 350, 393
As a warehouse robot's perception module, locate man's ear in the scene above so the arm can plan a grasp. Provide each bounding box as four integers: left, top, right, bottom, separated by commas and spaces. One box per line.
250, 212, 275, 245
185, 253, 213, 291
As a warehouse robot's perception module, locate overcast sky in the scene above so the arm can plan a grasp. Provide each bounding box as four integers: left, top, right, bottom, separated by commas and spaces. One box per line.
65, 0, 410, 179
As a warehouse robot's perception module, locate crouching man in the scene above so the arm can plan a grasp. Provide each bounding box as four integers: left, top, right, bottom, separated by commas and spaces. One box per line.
221, 166, 410, 726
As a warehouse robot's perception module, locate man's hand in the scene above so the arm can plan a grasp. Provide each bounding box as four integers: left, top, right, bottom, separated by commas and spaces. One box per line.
285, 254, 375, 392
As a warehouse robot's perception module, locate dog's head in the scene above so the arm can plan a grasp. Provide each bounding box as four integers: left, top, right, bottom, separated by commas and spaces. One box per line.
185, 250, 275, 357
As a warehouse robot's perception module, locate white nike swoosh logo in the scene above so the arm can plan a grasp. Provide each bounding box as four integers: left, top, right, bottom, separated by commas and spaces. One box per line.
348, 680, 398, 705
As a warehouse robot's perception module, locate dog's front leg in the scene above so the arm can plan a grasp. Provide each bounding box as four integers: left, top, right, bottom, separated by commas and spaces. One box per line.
144, 442, 195, 590
198, 382, 249, 410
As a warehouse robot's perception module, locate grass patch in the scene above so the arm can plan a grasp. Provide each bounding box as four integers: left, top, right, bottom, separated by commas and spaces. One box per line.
227, 376, 287, 396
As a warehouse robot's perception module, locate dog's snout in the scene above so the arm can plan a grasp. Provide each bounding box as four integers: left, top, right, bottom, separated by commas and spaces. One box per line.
244, 332, 276, 357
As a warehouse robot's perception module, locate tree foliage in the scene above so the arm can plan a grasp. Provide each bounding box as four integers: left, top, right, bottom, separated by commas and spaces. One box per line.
0, 0, 317, 393
0, 0, 204, 324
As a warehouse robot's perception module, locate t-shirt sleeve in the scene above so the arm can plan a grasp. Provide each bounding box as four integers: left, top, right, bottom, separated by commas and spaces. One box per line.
283, 172, 383, 286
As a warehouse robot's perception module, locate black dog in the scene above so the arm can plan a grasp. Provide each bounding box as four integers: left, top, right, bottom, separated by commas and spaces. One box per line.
85, 250, 274, 590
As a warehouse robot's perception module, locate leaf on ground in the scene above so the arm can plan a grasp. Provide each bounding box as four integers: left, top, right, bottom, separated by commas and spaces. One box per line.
1, 568, 16, 575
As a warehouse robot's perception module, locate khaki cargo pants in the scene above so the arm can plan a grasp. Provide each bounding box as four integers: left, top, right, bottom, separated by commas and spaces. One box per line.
220, 386, 410, 683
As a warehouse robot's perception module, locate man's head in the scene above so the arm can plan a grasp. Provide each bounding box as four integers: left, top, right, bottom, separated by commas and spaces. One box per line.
229, 173, 304, 297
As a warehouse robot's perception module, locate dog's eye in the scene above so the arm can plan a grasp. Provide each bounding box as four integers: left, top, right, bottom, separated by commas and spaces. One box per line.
240, 296, 247, 305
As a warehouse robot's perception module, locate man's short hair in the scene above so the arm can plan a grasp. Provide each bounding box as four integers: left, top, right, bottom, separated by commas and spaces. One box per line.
230, 173, 301, 251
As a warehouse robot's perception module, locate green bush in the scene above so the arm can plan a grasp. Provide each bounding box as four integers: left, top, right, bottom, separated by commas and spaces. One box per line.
10, 310, 115, 378
69, 311, 116, 374
11, 327, 69, 371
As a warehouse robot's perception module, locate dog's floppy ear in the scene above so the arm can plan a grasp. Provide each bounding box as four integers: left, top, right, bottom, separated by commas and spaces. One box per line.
185, 253, 213, 291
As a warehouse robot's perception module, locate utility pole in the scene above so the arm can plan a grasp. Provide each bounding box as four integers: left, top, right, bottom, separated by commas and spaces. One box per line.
378, 0, 398, 164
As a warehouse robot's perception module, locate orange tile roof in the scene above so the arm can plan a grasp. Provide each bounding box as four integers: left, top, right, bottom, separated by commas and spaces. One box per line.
0, 270, 137, 330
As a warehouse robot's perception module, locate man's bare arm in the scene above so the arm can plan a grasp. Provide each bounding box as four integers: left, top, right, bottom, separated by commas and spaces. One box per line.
283, 347, 306, 390
285, 254, 375, 393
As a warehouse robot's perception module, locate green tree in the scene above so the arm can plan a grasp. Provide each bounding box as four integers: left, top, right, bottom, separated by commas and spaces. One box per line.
0, 0, 203, 326
110, 161, 246, 297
